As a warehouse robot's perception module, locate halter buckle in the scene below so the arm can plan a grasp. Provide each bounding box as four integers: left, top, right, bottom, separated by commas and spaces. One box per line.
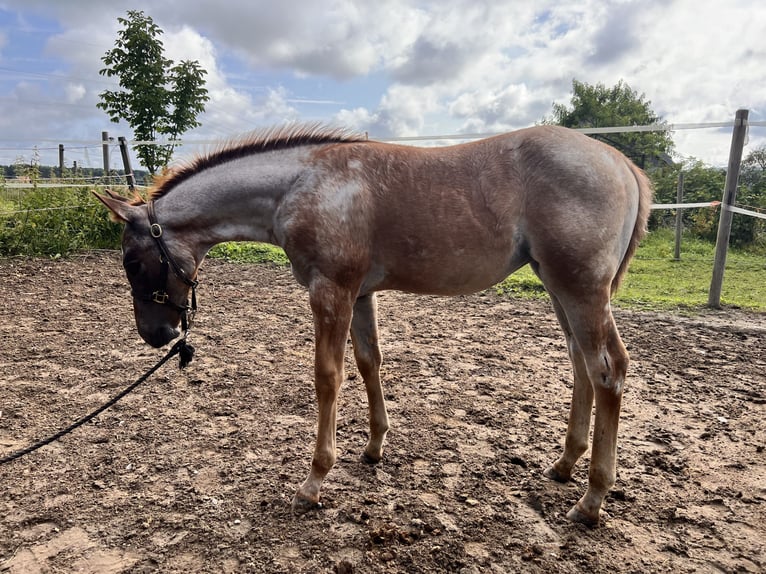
152, 290, 169, 304
150, 223, 163, 238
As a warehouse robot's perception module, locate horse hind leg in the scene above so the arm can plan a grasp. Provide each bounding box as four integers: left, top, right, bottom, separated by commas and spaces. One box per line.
544, 284, 629, 526
543, 292, 594, 484
567, 289, 629, 526
350, 293, 389, 463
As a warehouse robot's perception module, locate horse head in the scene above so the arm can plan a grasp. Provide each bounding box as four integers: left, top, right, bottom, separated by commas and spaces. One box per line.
94, 190, 199, 348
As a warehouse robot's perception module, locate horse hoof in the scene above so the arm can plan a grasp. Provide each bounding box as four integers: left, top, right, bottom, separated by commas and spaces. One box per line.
360, 451, 381, 465
291, 495, 323, 515
543, 465, 570, 483
566, 503, 599, 527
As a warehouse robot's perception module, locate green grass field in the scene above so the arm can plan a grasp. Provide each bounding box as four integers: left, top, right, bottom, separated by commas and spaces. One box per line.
209, 228, 765, 313
498, 228, 766, 312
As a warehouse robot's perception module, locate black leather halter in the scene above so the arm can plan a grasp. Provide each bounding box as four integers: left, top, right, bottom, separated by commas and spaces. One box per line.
131, 201, 199, 332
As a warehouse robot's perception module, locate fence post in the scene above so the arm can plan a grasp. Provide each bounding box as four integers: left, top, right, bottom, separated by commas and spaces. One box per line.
101, 131, 110, 180
673, 171, 684, 261
58, 144, 65, 179
118, 137, 136, 192
707, 108, 749, 308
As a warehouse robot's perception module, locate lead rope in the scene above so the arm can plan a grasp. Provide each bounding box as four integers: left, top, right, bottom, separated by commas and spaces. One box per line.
0, 336, 195, 466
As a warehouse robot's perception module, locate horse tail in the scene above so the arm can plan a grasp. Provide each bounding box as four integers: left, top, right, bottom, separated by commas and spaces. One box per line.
612, 160, 653, 295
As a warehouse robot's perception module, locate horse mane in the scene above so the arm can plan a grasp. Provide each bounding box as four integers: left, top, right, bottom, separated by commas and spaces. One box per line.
137, 124, 367, 203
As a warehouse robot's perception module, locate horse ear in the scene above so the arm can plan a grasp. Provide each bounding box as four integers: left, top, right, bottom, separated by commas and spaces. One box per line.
103, 188, 129, 201
92, 190, 138, 223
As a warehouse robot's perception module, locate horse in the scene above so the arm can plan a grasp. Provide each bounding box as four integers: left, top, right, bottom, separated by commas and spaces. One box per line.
95, 124, 652, 526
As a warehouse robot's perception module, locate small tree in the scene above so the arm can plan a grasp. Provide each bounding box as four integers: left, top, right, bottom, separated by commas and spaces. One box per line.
98, 10, 210, 175
547, 79, 674, 169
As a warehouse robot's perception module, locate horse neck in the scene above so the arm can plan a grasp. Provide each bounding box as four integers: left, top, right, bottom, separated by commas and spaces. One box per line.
153, 148, 307, 256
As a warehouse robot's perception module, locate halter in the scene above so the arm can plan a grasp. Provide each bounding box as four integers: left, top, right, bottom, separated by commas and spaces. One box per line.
131, 201, 199, 333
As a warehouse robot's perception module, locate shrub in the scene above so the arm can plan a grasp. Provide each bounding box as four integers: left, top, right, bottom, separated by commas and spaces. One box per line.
0, 186, 123, 256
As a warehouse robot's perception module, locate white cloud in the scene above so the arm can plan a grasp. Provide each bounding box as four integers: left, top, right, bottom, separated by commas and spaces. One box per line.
154, 0, 428, 80
64, 83, 85, 103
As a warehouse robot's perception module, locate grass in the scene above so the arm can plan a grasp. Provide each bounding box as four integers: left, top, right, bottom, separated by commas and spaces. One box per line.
207, 229, 765, 313
497, 228, 766, 312
208, 241, 289, 265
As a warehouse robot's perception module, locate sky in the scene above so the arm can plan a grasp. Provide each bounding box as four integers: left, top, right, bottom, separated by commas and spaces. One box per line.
0, 0, 764, 172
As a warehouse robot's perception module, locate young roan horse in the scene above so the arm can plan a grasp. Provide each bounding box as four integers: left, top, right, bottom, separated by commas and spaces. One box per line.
95, 124, 652, 527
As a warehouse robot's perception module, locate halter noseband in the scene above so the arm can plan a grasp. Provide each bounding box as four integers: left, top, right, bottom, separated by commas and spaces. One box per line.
131, 201, 199, 332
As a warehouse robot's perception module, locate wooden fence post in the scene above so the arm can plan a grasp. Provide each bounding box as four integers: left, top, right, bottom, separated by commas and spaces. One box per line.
58, 144, 65, 179
118, 137, 136, 192
707, 108, 749, 308
673, 171, 684, 261
101, 131, 110, 179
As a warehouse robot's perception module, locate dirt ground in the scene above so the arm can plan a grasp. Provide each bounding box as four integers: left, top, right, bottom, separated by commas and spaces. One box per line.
0, 252, 764, 573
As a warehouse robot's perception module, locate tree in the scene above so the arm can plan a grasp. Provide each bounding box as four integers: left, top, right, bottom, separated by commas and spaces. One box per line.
735, 145, 766, 246
649, 158, 724, 236
546, 79, 674, 169
650, 147, 766, 247
97, 10, 210, 175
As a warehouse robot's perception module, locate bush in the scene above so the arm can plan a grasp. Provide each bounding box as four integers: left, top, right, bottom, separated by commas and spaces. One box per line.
649, 159, 765, 247
0, 185, 123, 256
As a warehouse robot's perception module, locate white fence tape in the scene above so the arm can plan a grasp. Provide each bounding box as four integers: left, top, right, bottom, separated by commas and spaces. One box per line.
725, 204, 766, 220
6, 119, 763, 147
651, 201, 719, 210
650, 200, 766, 220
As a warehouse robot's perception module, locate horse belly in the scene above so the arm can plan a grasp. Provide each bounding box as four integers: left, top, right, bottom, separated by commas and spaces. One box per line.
374, 244, 523, 296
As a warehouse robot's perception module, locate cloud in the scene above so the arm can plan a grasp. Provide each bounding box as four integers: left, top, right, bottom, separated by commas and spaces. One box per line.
585, 1, 642, 66
64, 83, 86, 103
391, 37, 474, 87
158, 0, 427, 80
448, 83, 554, 132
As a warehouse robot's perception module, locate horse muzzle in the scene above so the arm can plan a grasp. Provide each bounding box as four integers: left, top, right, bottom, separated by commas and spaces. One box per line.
140, 324, 180, 348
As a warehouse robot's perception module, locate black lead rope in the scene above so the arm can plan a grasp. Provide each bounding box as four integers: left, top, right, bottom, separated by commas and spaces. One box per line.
0, 337, 195, 466
1, 201, 199, 466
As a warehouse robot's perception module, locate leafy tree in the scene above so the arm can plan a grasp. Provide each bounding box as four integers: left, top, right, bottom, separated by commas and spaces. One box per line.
98, 10, 210, 175
736, 145, 766, 247
743, 146, 766, 171
649, 159, 724, 238
547, 79, 674, 169
650, 148, 766, 247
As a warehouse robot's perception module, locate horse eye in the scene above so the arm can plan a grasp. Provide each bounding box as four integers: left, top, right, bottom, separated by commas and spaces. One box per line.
124, 259, 142, 277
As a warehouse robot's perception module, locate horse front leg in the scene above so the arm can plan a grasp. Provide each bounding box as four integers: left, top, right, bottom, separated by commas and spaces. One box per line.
350, 293, 389, 463
291, 279, 354, 514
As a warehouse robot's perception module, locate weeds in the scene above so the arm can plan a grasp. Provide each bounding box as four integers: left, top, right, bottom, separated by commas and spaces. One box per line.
0, 185, 123, 256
